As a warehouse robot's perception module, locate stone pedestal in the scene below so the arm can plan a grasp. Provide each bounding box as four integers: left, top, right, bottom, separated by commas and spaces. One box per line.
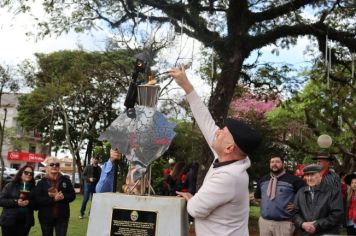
87, 193, 189, 236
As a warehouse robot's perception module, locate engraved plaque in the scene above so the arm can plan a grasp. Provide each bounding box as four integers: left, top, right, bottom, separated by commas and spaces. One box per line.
110, 208, 157, 236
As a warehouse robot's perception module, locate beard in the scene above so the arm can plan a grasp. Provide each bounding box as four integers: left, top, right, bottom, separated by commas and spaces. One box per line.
270, 167, 284, 175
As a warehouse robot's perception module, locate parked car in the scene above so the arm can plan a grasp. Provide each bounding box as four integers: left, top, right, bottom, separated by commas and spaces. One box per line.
34, 171, 46, 184
61, 172, 80, 188
0, 167, 17, 183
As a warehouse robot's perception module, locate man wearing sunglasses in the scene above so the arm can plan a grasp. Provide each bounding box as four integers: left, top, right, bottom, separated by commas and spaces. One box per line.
34, 157, 76, 236
170, 67, 262, 236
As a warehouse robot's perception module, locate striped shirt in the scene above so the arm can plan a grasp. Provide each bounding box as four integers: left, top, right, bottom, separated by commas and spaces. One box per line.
322, 169, 341, 191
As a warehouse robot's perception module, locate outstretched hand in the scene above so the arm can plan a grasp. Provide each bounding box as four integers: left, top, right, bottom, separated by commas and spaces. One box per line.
169, 67, 193, 94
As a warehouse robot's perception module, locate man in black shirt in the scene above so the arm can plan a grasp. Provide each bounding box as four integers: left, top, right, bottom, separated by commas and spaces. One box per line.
79, 157, 101, 219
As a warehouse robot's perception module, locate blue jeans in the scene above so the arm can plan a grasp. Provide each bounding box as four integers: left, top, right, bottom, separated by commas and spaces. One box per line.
80, 183, 96, 216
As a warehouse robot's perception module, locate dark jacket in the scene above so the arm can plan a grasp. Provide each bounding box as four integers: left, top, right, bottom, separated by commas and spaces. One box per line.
293, 181, 343, 236
82, 165, 101, 184
34, 175, 76, 224
0, 181, 35, 227
182, 167, 198, 195
165, 175, 185, 196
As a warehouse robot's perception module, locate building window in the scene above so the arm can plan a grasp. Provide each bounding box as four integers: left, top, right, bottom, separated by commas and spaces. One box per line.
11, 164, 21, 170
29, 144, 36, 153
13, 119, 24, 136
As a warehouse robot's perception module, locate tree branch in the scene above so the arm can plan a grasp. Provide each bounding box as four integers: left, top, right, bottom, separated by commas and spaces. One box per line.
248, 22, 356, 53
135, 0, 223, 48
251, 0, 318, 23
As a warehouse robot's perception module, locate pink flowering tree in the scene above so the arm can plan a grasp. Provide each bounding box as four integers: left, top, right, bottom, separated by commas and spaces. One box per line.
230, 92, 279, 122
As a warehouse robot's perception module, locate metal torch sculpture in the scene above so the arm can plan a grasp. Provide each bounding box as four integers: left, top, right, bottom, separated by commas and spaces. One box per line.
99, 52, 176, 195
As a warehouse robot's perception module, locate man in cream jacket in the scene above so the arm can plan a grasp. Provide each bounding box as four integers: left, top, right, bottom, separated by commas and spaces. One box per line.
170, 67, 262, 236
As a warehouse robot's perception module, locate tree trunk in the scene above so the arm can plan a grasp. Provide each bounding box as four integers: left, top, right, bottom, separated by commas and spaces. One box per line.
84, 138, 93, 166
0, 109, 7, 190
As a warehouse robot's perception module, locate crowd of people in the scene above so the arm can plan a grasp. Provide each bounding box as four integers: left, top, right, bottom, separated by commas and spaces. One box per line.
254, 154, 349, 236
162, 160, 199, 197
0, 65, 353, 236
0, 146, 123, 236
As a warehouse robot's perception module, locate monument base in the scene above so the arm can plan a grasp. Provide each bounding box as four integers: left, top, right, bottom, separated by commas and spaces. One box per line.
87, 193, 189, 236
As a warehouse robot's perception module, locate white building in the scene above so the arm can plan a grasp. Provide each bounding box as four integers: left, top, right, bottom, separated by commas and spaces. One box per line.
0, 93, 48, 170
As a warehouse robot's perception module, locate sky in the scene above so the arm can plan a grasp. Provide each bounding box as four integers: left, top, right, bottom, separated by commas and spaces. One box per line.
0, 7, 108, 65
0, 4, 317, 107
0, 4, 317, 159
0, 5, 313, 75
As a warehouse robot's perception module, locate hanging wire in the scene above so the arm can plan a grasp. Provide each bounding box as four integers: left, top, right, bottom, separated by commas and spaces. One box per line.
191, 39, 195, 70
211, 50, 214, 79
135, 11, 140, 35
149, 13, 154, 40
145, 13, 150, 37
167, 18, 171, 41
325, 35, 328, 67
328, 46, 331, 89
352, 53, 355, 81
179, 17, 184, 53
349, 53, 354, 98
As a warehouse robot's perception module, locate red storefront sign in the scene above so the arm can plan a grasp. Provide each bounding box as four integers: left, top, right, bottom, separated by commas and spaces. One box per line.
7, 151, 47, 163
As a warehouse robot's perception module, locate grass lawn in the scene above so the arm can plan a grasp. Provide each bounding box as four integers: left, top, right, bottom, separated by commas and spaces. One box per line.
249, 205, 260, 236
0, 194, 261, 236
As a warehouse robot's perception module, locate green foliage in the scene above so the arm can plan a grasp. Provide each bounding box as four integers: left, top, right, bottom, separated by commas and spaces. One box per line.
93, 140, 111, 163
150, 158, 170, 195
3, 0, 355, 185
163, 119, 203, 164
17, 50, 134, 156
0, 65, 20, 93
9, 138, 27, 152
244, 117, 291, 184
148, 120, 204, 194
3, 0, 356, 183
267, 61, 355, 171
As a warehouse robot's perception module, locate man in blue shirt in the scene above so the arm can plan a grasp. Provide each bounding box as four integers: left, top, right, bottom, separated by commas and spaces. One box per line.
255, 155, 305, 236
95, 149, 121, 193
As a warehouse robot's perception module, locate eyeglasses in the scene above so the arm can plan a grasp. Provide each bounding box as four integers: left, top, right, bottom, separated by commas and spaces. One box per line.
23, 171, 34, 176
49, 163, 60, 167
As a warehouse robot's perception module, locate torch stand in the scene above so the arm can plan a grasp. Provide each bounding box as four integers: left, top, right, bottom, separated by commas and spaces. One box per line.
88, 84, 188, 236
